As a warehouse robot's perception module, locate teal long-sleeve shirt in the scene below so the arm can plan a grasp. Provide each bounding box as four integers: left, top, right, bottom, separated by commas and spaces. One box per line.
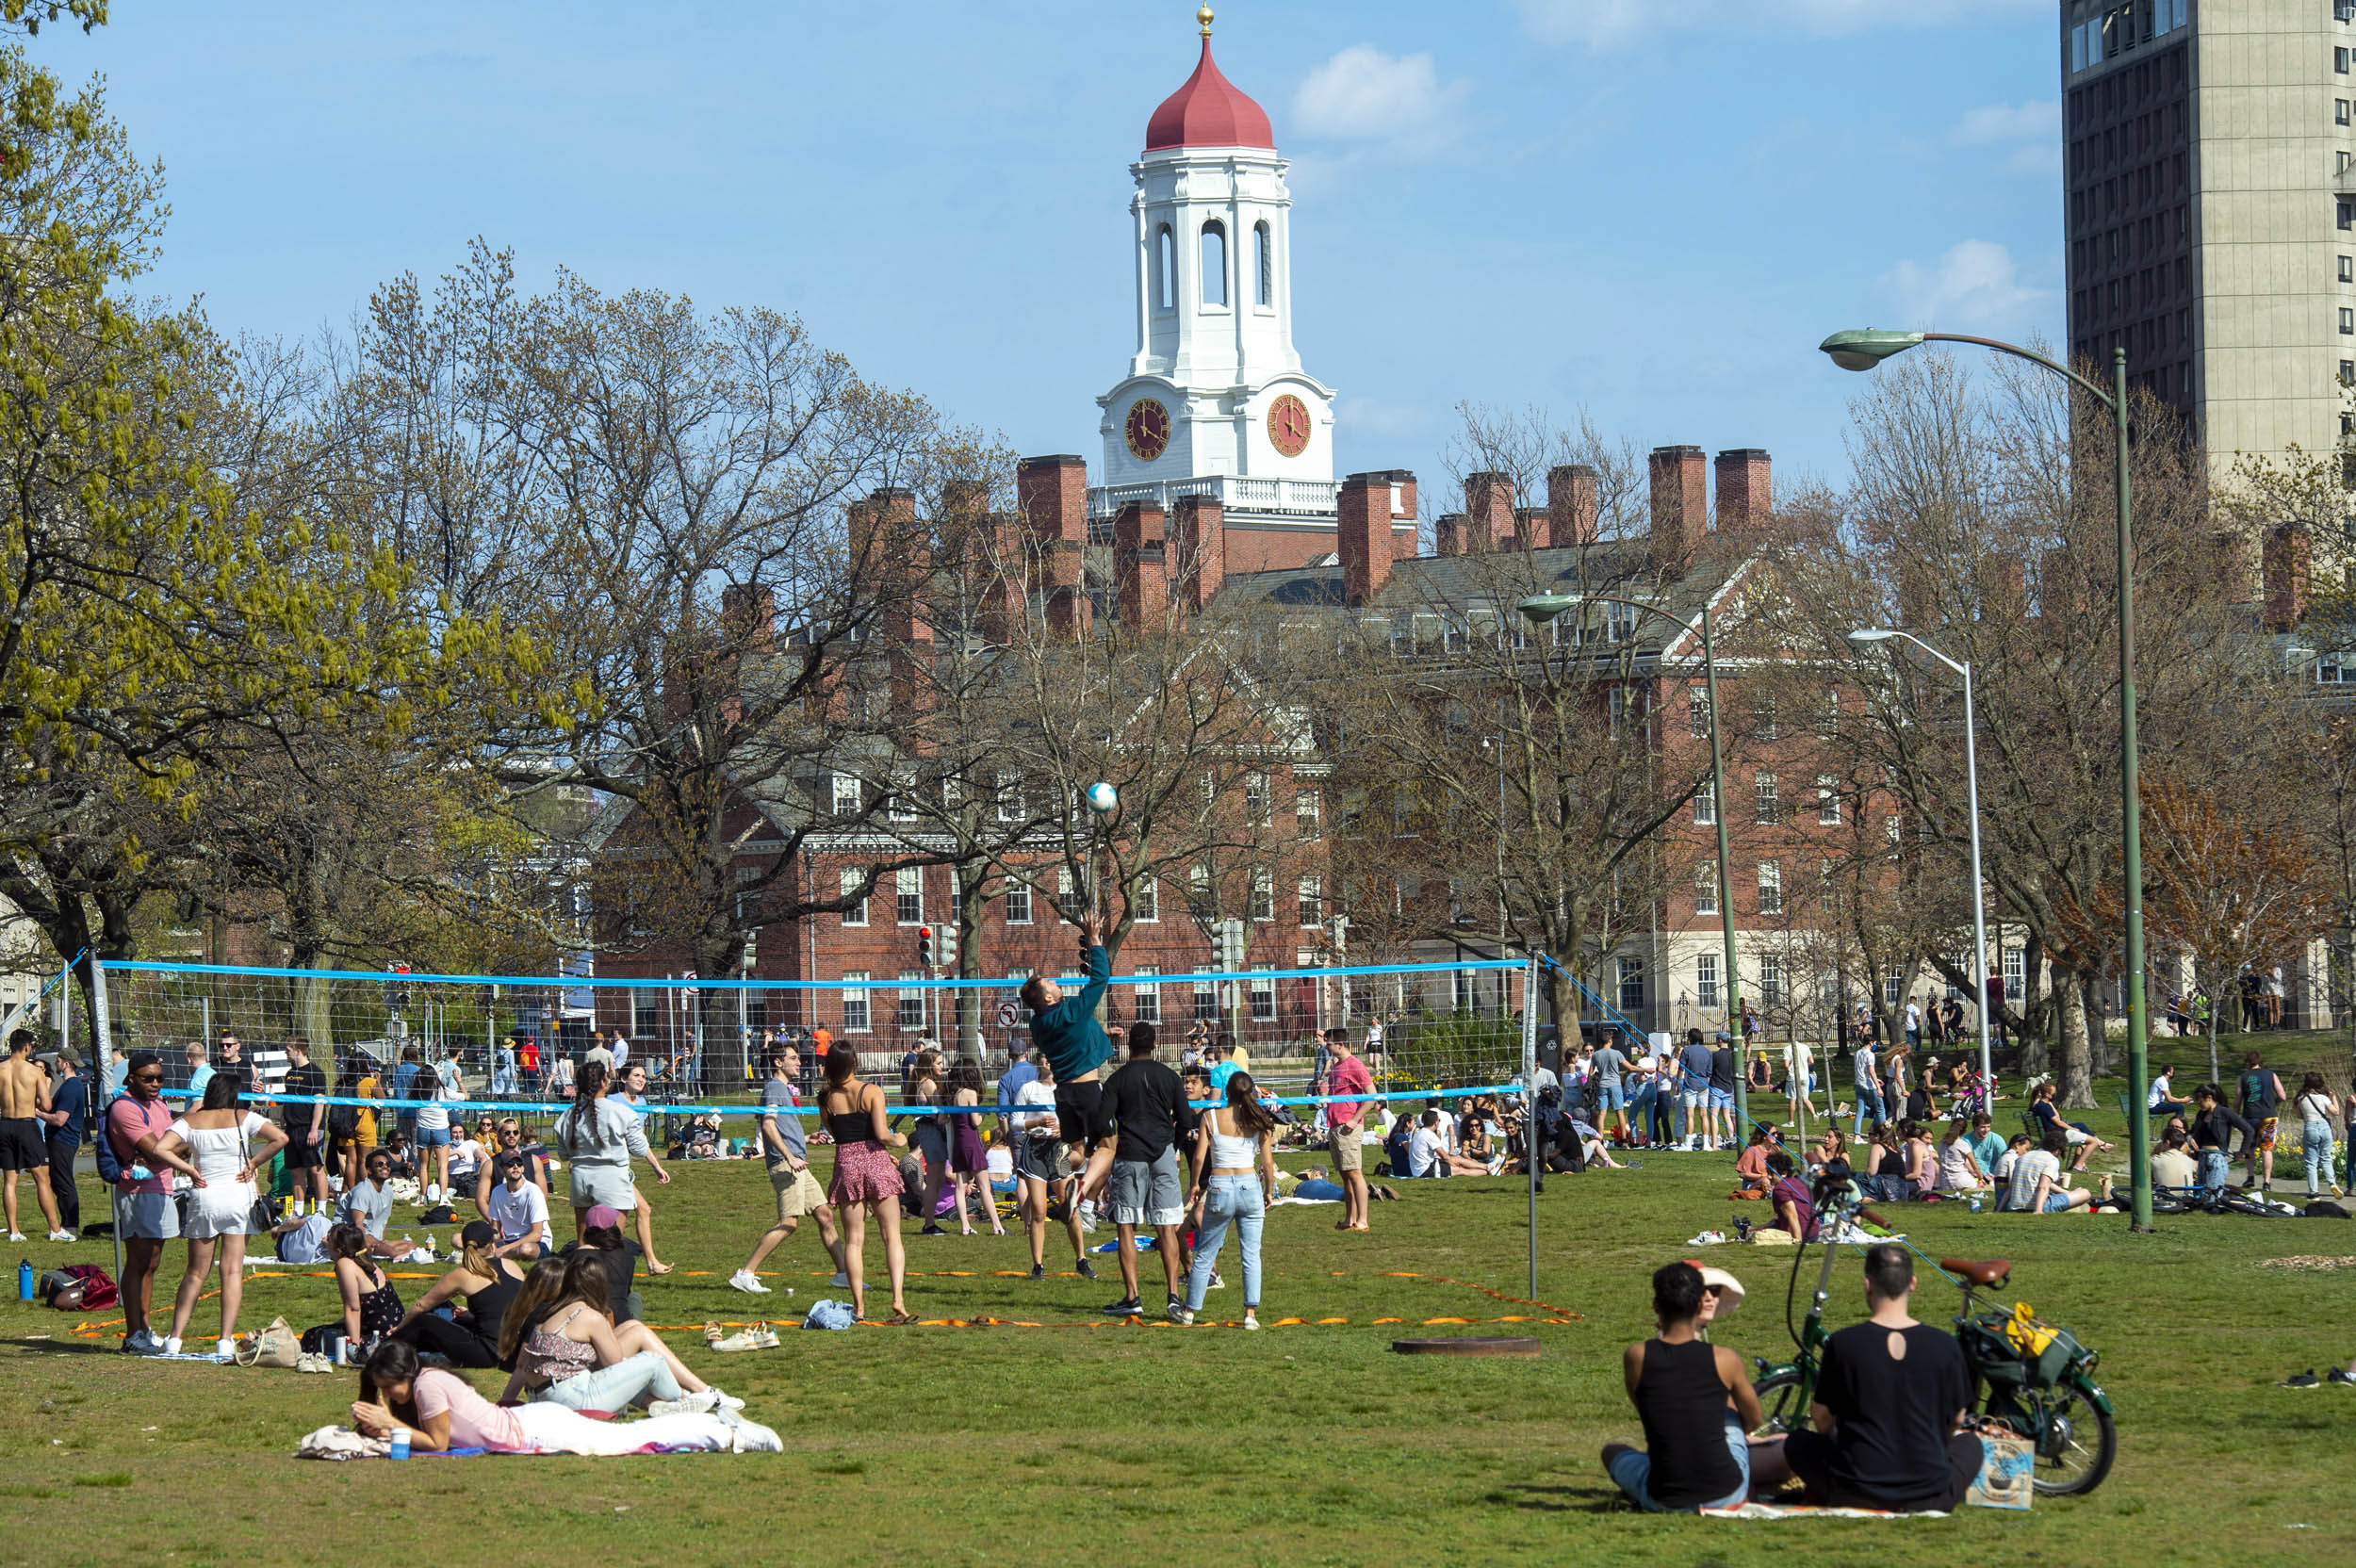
1031, 945, 1113, 1083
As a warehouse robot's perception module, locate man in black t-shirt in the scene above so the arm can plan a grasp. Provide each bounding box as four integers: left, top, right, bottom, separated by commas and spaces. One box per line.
279, 1037, 331, 1216
1780, 1245, 1984, 1511
1098, 1022, 1189, 1320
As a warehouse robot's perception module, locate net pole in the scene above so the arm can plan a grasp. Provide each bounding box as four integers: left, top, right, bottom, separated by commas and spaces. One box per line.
91, 957, 122, 1294
1522, 955, 1540, 1302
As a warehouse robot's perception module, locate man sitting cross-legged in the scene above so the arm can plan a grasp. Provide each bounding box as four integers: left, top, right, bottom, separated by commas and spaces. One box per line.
1779, 1244, 1987, 1512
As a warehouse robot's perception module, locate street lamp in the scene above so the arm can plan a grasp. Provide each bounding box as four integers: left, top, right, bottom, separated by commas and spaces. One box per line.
1518, 591, 1749, 1140
1821, 327, 2151, 1233
1847, 628, 1994, 1111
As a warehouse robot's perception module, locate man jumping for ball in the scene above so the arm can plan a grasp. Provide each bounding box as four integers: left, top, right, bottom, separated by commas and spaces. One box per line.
1021, 910, 1115, 1282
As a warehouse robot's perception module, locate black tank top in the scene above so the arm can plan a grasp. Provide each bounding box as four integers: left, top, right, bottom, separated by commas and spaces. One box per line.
1634, 1337, 1742, 1509
826, 1086, 878, 1147
466, 1265, 523, 1345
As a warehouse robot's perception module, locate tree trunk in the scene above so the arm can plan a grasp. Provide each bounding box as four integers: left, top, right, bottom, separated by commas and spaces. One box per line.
2056, 973, 2097, 1109
954, 865, 987, 1061
1543, 961, 1580, 1057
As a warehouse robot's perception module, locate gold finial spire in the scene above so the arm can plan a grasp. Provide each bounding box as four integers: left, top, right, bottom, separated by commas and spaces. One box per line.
1197, 6, 1214, 38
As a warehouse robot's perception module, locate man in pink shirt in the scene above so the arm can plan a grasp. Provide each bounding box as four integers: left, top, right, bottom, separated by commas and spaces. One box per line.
106, 1050, 201, 1353
1322, 1029, 1375, 1233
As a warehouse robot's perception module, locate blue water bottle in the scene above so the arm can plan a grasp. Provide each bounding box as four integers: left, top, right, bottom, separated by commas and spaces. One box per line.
388, 1425, 411, 1460
18, 1259, 33, 1300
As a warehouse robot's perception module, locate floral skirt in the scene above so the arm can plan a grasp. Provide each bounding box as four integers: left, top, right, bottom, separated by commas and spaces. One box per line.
829, 1138, 905, 1207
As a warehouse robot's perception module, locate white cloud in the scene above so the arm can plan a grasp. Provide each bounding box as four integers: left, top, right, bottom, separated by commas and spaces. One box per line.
1294, 45, 1471, 153
1950, 100, 2060, 147
1878, 240, 2053, 335
1515, 0, 2043, 50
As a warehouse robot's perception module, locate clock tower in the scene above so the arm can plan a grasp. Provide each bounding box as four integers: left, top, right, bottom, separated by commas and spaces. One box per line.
1093, 8, 1339, 568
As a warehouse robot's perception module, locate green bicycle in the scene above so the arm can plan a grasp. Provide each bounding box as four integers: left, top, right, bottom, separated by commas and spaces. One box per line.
1746, 1187, 2118, 1497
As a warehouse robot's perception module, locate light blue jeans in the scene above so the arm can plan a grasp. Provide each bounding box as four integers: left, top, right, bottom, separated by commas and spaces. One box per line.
2301, 1118, 2337, 1195
537, 1349, 683, 1413
1186, 1175, 1265, 1312
1851, 1081, 1885, 1137
2198, 1148, 2231, 1188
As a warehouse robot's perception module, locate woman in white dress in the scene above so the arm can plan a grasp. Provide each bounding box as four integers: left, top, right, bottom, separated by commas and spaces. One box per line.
154, 1075, 288, 1357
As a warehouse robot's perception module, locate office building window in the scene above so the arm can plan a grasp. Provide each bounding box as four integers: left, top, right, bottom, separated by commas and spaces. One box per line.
2338, 47, 2350, 74
1758, 859, 1784, 915
1759, 954, 1784, 1010
1132, 876, 1159, 923
2341, 100, 2352, 126
840, 868, 868, 926
1695, 953, 1721, 1010
1755, 772, 1780, 825
898, 971, 927, 1031
2342, 360, 2355, 385
2340, 256, 2352, 283
1695, 861, 1719, 916
1693, 780, 1716, 825
895, 867, 924, 925
1133, 965, 1161, 1023
1003, 881, 1031, 925
841, 973, 871, 1033
2340, 200, 2354, 232
2341, 307, 2352, 335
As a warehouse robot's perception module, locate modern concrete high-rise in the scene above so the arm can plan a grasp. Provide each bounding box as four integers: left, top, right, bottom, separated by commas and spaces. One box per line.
2062, 0, 2356, 474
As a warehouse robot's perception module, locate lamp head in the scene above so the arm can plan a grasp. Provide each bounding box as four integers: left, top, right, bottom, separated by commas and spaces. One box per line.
1846, 629, 1898, 646
1516, 593, 1581, 625
1819, 329, 1925, 373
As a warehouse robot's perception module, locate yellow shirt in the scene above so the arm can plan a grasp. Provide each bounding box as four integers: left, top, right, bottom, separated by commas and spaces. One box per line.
354, 1075, 380, 1145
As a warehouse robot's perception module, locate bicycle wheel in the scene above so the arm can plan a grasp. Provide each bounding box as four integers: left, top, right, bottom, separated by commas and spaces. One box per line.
1750, 1366, 1809, 1436
2018, 1381, 2117, 1496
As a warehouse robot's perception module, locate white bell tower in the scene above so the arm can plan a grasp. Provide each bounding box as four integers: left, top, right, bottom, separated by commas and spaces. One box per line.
1095, 9, 1336, 520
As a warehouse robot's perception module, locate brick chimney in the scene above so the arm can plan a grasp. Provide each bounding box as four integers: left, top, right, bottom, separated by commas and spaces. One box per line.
2264, 522, 2311, 630
2212, 529, 2254, 604
1464, 472, 1513, 554
976, 513, 1026, 644
1018, 456, 1089, 640
1338, 472, 1396, 607
1714, 449, 1772, 537
1435, 514, 1468, 557
1647, 446, 1707, 577
1546, 465, 1599, 547
1114, 500, 1170, 631
1987, 557, 2026, 617
1393, 472, 1419, 551
719, 583, 776, 652
1169, 494, 1227, 612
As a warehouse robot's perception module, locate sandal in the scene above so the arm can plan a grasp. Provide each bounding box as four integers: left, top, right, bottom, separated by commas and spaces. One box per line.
883, 1310, 919, 1327
703, 1321, 724, 1348
710, 1321, 779, 1352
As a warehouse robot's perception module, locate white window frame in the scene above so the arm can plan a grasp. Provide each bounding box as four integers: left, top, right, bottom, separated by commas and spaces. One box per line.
1755, 772, 1780, 825
1759, 953, 1784, 1009
897, 970, 926, 1032
1758, 859, 1784, 915
1244, 770, 1271, 825
1298, 875, 1323, 929
1690, 690, 1710, 740
1132, 964, 1161, 1023
1693, 780, 1716, 826
1295, 788, 1321, 840
831, 773, 863, 816
1132, 876, 1160, 923
840, 868, 869, 927
1694, 861, 1720, 916
995, 770, 1024, 824
895, 866, 924, 925
1695, 952, 1721, 1010
1249, 972, 1276, 1021
1003, 881, 1032, 925
841, 972, 872, 1033
1251, 867, 1275, 923
1817, 776, 1841, 825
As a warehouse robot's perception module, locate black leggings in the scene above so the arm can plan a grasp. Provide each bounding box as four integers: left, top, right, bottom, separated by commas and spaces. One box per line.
1783, 1429, 1983, 1512
389, 1313, 500, 1368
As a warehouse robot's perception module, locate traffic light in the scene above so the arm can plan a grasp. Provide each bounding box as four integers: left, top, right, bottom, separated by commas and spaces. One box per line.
937, 923, 957, 968
917, 925, 934, 968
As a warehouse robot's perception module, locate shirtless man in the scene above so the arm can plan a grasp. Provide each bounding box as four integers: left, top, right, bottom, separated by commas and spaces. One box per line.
0, 1030, 71, 1241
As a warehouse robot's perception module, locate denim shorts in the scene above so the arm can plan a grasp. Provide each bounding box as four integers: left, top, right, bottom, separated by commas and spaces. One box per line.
415, 1125, 452, 1149
1607, 1419, 1749, 1512
2042, 1193, 2074, 1213
1596, 1084, 1626, 1110
1708, 1089, 1734, 1111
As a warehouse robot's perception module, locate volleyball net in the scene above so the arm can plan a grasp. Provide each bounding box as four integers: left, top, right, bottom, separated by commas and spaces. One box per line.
88, 956, 1541, 1120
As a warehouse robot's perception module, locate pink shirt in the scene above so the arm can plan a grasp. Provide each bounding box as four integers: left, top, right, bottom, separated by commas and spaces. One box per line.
412, 1368, 530, 1452
108, 1097, 176, 1194
1326, 1055, 1374, 1129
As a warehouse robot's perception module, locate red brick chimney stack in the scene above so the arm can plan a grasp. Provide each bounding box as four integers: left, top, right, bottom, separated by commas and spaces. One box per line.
1546, 465, 1599, 547
1169, 494, 1227, 612
1018, 455, 1090, 639
1114, 500, 1170, 631
1713, 449, 1772, 538
1435, 514, 1467, 557
1647, 446, 1707, 577
1464, 472, 1513, 554
719, 583, 776, 652
2264, 523, 2311, 631
1337, 472, 1397, 607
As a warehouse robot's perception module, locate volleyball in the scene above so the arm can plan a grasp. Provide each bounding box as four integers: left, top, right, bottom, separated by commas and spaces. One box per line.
1086, 780, 1120, 814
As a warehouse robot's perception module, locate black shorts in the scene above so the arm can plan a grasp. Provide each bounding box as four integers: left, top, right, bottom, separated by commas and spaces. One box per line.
0, 1117, 43, 1171
282, 1132, 325, 1169
1054, 1080, 1112, 1155
1015, 1135, 1061, 1183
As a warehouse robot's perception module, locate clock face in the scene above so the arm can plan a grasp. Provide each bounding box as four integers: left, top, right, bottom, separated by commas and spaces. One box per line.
1124, 398, 1171, 463
1267, 393, 1312, 458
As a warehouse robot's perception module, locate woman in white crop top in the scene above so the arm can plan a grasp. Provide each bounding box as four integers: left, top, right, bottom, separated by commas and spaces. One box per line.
1180, 1072, 1278, 1329
152, 1074, 288, 1358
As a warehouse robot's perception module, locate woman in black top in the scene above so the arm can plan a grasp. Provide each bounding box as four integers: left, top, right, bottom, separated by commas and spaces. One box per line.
1603, 1262, 1767, 1511
387, 1220, 527, 1367
2187, 1084, 2251, 1188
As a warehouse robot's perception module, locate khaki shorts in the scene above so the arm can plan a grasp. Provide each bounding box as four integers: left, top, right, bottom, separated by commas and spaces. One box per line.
770, 1164, 826, 1220
1329, 1123, 1366, 1173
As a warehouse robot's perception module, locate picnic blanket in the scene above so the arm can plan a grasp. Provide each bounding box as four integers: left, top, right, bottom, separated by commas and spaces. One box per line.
1699, 1502, 1943, 1520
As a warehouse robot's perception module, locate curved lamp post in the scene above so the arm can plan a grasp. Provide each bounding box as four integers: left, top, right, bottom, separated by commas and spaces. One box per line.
1847, 628, 1993, 1110
1516, 591, 1747, 1141
1820, 328, 2151, 1233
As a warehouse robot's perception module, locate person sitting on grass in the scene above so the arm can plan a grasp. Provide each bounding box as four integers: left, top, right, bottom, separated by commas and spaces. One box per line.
385, 1220, 528, 1368
1765, 1151, 1818, 1241
1936, 1118, 1988, 1195
1778, 1245, 1986, 1513
1602, 1262, 1767, 1512
340, 1148, 417, 1261
1733, 1126, 1775, 1199
2027, 1079, 2113, 1171
2006, 1129, 2110, 1215
309, 1221, 405, 1354
2151, 1126, 2200, 1190
496, 1253, 736, 1414
1411, 1109, 1492, 1178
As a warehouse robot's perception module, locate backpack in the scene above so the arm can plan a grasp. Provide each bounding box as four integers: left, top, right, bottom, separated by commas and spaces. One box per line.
42, 1263, 118, 1311
92, 1094, 128, 1185
327, 1101, 359, 1138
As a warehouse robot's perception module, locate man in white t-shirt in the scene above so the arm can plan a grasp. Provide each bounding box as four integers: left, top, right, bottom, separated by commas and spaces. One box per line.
486, 1152, 552, 1257
1784, 1039, 1817, 1125
2004, 1133, 2096, 1215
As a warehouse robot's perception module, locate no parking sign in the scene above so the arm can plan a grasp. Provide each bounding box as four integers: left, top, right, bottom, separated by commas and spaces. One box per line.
995, 1001, 1023, 1029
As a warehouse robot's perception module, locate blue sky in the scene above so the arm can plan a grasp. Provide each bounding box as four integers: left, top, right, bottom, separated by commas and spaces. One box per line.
40, 0, 2060, 494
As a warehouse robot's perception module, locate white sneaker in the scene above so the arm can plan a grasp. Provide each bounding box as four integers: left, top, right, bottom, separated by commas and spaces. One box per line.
713, 1389, 745, 1412
48, 1229, 75, 1242
728, 1269, 770, 1294
160, 1336, 183, 1357
828, 1271, 851, 1288
648, 1391, 719, 1417
214, 1338, 236, 1361
6, 1232, 25, 1242
1242, 1315, 1262, 1331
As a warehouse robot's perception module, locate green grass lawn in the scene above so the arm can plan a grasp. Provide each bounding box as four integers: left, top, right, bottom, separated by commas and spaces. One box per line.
3, 1068, 2354, 1567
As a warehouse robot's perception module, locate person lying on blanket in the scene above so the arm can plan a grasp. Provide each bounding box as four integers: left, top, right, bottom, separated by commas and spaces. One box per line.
347, 1341, 780, 1456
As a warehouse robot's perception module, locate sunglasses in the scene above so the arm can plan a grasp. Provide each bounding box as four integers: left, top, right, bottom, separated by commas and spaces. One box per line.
134, 1072, 163, 1084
